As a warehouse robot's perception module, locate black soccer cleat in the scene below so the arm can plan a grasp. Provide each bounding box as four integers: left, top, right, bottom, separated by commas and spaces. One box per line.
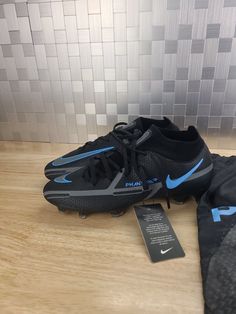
44, 117, 178, 180
44, 125, 213, 216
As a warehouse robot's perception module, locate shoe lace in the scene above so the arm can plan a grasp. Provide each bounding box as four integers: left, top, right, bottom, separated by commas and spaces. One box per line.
83, 128, 148, 186
82, 124, 171, 209
77, 122, 128, 152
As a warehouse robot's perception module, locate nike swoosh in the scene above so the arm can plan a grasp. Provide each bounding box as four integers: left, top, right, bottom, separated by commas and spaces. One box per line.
53, 167, 83, 183
52, 146, 114, 167
54, 174, 72, 184
161, 247, 173, 254
166, 158, 203, 189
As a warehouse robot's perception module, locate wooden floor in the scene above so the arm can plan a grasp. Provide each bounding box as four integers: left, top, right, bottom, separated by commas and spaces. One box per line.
0, 141, 233, 314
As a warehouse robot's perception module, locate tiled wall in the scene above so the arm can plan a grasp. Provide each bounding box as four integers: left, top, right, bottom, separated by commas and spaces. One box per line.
0, 0, 236, 148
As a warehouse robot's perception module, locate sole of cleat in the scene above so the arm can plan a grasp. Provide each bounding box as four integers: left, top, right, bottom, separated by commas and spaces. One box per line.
79, 212, 87, 219
110, 209, 127, 217
58, 206, 67, 212
171, 195, 189, 205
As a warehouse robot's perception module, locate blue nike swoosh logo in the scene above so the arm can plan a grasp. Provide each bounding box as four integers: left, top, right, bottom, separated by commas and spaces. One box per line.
53, 167, 83, 184
54, 174, 72, 184
166, 158, 203, 189
52, 146, 114, 167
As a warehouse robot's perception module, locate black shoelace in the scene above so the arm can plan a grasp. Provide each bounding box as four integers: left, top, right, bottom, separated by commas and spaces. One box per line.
77, 122, 129, 152
82, 125, 171, 208
83, 127, 148, 186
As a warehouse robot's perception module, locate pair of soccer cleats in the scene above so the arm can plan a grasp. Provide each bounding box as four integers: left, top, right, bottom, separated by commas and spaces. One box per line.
44, 117, 213, 217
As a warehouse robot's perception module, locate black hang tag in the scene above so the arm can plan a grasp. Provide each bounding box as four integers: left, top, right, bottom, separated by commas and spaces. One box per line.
134, 203, 185, 263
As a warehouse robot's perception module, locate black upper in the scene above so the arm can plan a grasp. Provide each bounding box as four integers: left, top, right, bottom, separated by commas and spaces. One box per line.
44, 117, 178, 180
44, 124, 212, 214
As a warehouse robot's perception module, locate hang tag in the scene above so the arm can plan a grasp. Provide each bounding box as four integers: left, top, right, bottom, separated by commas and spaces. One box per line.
134, 203, 185, 263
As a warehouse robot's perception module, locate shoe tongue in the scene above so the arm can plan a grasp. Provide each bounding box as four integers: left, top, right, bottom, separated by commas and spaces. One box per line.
136, 128, 153, 147
136, 124, 163, 147
120, 117, 144, 132
94, 125, 145, 177
89, 119, 147, 180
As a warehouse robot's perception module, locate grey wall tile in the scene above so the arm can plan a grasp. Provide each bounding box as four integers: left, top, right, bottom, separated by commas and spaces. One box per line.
0, 69, 7, 80
178, 24, 192, 40
224, 0, 236, 7
206, 24, 220, 38
225, 80, 236, 103
16, 3, 28, 17
202, 67, 215, 79
188, 80, 201, 92
198, 104, 210, 116
63, 1, 75, 16
152, 26, 165, 41
210, 93, 224, 116
114, 13, 126, 41
163, 80, 175, 92
228, 65, 236, 79
28, 3, 41, 31
213, 79, 227, 92
195, 0, 209, 9
165, 40, 178, 53
3, 3, 18, 31
218, 38, 232, 52
1, 44, 13, 57
39, 3, 51, 17
176, 67, 189, 80
167, 0, 180, 10
0, 5, 5, 18
175, 80, 188, 103
191, 39, 204, 53
199, 80, 213, 103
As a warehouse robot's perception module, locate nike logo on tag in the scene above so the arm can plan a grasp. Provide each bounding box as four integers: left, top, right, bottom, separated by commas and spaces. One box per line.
52, 146, 114, 167
166, 158, 203, 189
161, 247, 173, 254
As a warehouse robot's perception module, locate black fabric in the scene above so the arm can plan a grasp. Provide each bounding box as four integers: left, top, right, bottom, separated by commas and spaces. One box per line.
44, 117, 179, 180
44, 122, 212, 216
197, 154, 236, 314
83, 127, 146, 185
140, 125, 205, 162
66, 117, 178, 158
138, 116, 178, 131
79, 119, 179, 186
82, 124, 210, 188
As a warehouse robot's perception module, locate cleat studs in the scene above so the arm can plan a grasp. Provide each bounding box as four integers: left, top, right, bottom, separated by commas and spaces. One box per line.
171, 195, 188, 205
171, 199, 185, 205
110, 209, 126, 217
79, 212, 87, 219
58, 206, 66, 212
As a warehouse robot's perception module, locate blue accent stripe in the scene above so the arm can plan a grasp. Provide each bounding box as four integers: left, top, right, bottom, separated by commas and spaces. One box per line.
54, 176, 72, 184
211, 206, 236, 222
52, 146, 114, 167
166, 158, 203, 189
